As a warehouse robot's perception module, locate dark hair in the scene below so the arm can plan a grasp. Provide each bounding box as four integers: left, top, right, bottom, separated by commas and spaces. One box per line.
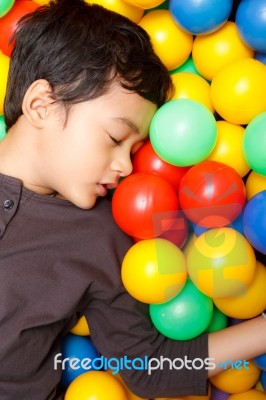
4, 0, 173, 130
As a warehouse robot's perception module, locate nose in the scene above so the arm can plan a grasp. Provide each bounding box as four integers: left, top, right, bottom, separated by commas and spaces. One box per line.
111, 154, 133, 177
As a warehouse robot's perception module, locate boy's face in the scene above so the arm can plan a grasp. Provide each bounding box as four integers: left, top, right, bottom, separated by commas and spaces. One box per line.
43, 84, 156, 209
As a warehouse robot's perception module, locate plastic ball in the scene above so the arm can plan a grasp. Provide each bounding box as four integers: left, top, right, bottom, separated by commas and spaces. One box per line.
206, 120, 250, 178
70, 316, 90, 336
228, 390, 266, 400
186, 227, 257, 298
122, 0, 165, 10
149, 99, 217, 167
243, 190, 266, 254
192, 21, 254, 81
0, 1, 40, 57
178, 161, 246, 228
246, 171, 266, 201
149, 278, 213, 340
65, 371, 127, 400
34, 0, 50, 4
170, 72, 214, 113
112, 173, 179, 239
0, 53, 10, 115
243, 112, 266, 176
169, 0, 233, 35
261, 371, 266, 390
255, 52, 266, 65
210, 360, 261, 394
156, 211, 188, 249
254, 353, 266, 372
121, 238, 187, 304
0, 0, 14, 17
213, 261, 266, 319
87, 0, 143, 23
132, 140, 190, 193
170, 56, 201, 76
0, 115, 7, 141
210, 58, 266, 125
205, 305, 228, 333
138, 10, 193, 71
236, 0, 266, 53
60, 334, 99, 388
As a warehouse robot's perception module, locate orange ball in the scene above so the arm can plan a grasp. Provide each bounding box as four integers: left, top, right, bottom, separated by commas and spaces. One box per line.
171, 72, 214, 113
214, 261, 266, 319
138, 10, 193, 71
210, 360, 261, 394
228, 390, 266, 400
206, 120, 250, 178
192, 21, 254, 81
210, 58, 266, 125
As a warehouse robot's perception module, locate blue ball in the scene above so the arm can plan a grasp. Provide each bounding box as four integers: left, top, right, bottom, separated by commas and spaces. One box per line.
243, 191, 266, 255
255, 51, 266, 65
236, 0, 266, 52
254, 353, 266, 372
60, 333, 100, 389
261, 370, 266, 390
169, 0, 233, 35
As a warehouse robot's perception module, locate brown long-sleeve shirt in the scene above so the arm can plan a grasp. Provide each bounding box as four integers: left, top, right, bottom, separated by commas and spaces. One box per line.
0, 172, 208, 399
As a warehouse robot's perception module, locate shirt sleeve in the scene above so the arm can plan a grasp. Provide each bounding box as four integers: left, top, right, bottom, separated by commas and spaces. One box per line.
82, 202, 209, 398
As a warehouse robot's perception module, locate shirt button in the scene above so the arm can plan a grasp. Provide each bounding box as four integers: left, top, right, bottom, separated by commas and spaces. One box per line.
4, 199, 14, 210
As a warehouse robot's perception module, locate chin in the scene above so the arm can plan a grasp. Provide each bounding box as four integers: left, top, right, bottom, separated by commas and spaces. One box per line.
72, 195, 97, 210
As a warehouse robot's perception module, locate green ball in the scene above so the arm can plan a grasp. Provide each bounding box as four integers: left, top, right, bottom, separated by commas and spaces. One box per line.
149, 99, 217, 167
243, 112, 266, 176
0, 115, 7, 141
0, 0, 14, 18
149, 279, 213, 340
205, 305, 227, 333
170, 56, 200, 76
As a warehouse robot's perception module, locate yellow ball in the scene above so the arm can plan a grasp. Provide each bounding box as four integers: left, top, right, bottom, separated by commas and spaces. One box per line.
214, 261, 266, 319
121, 238, 187, 304
107, 371, 148, 400
138, 10, 193, 71
34, 0, 50, 4
187, 228, 257, 299
246, 171, 266, 201
206, 120, 250, 177
122, 0, 165, 10
0, 53, 10, 115
86, 0, 143, 23
255, 381, 265, 393
65, 371, 127, 400
171, 72, 214, 113
210, 360, 261, 394
70, 315, 90, 336
228, 390, 266, 400
192, 21, 254, 81
210, 58, 266, 125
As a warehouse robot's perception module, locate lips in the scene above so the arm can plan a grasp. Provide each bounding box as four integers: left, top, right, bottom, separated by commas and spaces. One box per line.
97, 182, 118, 196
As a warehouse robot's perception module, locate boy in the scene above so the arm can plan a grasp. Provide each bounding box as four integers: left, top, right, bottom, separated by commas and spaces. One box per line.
0, 0, 265, 399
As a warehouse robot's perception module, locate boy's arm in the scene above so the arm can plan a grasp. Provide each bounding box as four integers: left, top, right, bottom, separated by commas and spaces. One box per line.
208, 314, 266, 377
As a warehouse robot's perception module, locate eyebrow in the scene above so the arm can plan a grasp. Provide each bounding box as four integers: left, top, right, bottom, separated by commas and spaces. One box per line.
112, 117, 140, 134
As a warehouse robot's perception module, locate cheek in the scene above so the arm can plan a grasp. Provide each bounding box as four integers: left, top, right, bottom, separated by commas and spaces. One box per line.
131, 140, 145, 155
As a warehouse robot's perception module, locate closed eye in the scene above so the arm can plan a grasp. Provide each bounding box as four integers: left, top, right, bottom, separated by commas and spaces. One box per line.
110, 135, 122, 145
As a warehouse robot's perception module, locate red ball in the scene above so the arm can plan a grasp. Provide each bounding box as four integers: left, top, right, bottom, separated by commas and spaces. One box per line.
178, 160, 246, 228
132, 140, 190, 192
112, 173, 179, 239
0, 1, 39, 57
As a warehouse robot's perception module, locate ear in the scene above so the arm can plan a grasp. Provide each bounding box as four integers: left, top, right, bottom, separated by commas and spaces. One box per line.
22, 79, 54, 128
